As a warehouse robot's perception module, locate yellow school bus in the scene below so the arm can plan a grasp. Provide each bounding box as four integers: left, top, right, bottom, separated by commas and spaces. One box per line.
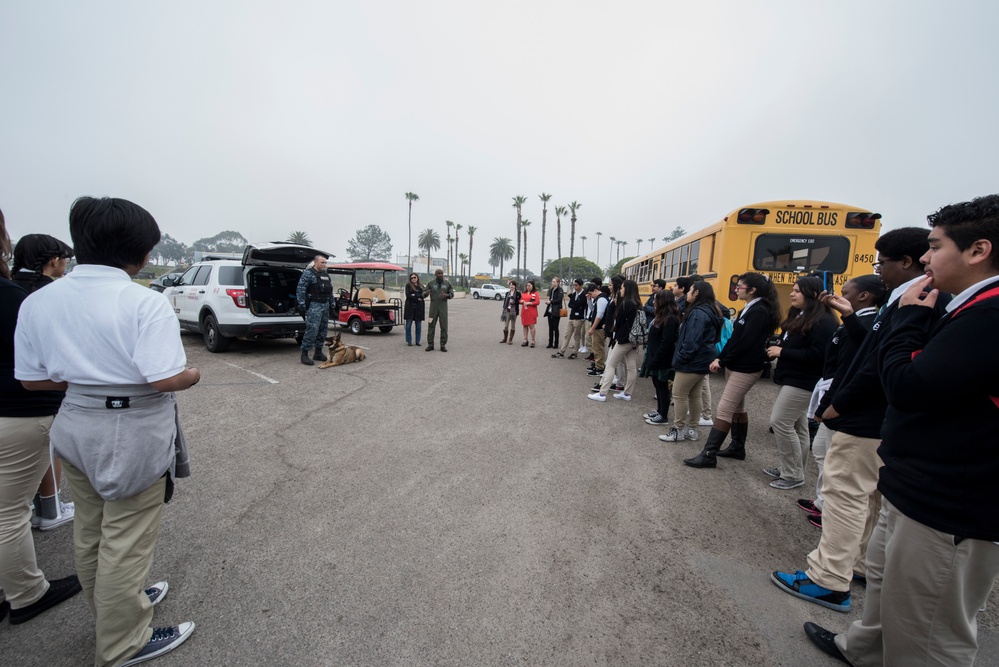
622, 200, 882, 314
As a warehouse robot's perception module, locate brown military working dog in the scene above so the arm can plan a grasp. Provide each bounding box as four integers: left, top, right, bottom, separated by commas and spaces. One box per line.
318, 332, 366, 368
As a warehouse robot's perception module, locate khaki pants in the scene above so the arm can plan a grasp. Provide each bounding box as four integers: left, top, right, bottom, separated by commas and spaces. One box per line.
591, 329, 607, 371
838, 500, 999, 667
769, 385, 812, 481
64, 462, 166, 667
672, 371, 704, 431
559, 319, 585, 356
714, 369, 761, 423
0, 415, 54, 609
806, 431, 882, 590
700, 375, 713, 420
600, 343, 641, 395
809, 423, 835, 513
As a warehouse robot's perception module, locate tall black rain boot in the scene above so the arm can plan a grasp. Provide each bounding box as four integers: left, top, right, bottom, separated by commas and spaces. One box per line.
717, 414, 747, 460
684, 427, 727, 468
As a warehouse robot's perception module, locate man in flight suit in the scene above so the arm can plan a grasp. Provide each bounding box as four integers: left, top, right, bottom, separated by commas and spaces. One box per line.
424, 269, 454, 352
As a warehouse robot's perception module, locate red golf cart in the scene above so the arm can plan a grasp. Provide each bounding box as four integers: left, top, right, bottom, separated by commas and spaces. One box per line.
327, 262, 404, 335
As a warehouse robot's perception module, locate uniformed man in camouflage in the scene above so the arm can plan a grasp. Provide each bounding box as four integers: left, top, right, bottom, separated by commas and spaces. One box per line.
424, 268, 454, 352
296, 255, 335, 365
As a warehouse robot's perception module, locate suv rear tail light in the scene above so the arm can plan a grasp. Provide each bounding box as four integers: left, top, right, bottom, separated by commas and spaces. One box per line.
845, 212, 882, 229
226, 289, 247, 308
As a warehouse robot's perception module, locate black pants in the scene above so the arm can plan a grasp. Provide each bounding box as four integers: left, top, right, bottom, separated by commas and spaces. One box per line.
547, 315, 561, 347
652, 375, 672, 419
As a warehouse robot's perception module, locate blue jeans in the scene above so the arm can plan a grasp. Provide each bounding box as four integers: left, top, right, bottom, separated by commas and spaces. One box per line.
405, 319, 422, 344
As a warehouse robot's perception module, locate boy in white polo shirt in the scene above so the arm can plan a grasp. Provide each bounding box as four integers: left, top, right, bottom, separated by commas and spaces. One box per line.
15, 197, 200, 667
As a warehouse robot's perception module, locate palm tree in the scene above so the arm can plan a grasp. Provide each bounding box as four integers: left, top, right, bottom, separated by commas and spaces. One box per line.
567, 201, 581, 280
286, 231, 312, 245
458, 252, 468, 286
554, 205, 567, 264
512, 196, 527, 279
649, 238, 656, 254
596, 231, 603, 264
520, 219, 532, 277
636, 239, 643, 255
490, 237, 514, 278
405, 192, 419, 270
454, 224, 462, 281
445, 221, 454, 275
580, 235, 588, 257
466, 225, 477, 287
446, 235, 454, 275
609, 236, 617, 267
538, 193, 552, 277
418, 228, 440, 274
616, 240, 626, 262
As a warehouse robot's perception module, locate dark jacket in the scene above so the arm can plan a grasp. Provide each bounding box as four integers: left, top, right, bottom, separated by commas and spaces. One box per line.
611, 299, 639, 346
772, 313, 838, 391
813, 307, 878, 419
546, 286, 564, 317
602, 299, 617, 335
716, 301, 774, 373
672, 302, 723, 374
404, 283, 425, 321
502, 289, 522, 317
824, 295, 950, 437
876, 280, 999, 540
12, 271, 54, 294
566, 290, 587, 320
0, 278, 64, 417
646, 316, 680, 372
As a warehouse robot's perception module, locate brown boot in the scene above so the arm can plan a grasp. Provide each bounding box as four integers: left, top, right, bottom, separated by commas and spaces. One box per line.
500, 332, 508, 344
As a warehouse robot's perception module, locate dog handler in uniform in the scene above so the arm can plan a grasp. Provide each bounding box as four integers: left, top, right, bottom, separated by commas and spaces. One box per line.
296, 254, 335, 366
15, 196, 200, 666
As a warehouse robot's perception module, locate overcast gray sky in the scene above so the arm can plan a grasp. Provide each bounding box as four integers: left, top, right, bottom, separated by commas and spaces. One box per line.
2, 1, 997, 272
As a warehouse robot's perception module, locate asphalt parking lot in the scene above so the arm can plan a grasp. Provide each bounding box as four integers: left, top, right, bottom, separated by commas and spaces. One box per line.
4, 295, 999, 666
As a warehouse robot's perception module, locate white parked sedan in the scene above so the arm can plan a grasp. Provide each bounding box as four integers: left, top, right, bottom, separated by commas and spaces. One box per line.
470, 284, 509, 300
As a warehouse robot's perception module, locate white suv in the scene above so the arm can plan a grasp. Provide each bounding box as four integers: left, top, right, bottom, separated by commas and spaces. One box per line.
163, 243, 333, 352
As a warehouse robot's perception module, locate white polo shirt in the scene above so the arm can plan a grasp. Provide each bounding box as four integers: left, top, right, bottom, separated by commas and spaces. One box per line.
15, 264, 186, 385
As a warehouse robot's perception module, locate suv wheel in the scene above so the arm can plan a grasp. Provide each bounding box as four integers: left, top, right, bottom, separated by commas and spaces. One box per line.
494, 293, 503, 300
203, 314, 233, 353
473, 292, 480, 299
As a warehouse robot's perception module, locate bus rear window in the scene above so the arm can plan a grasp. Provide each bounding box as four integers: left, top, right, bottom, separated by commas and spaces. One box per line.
752, 234, 850, 273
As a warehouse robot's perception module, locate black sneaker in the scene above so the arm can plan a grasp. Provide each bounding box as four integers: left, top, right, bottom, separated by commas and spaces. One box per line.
425, 345, 434, 351
121, 623, 196, 666
440, 346, 447, 352
9, 575, 82, 625
591, 382, 602, 392
586, 368, 602, 377
803, 622, 850, 664
552, 352, 564, 358
611, 383, 624, 391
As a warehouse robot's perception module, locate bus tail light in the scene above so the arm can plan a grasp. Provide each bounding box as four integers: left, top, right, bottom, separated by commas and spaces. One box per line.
845, 212, 882, 229
226, 289, 247, 308
737, 208, 770, 224
728, 275, 740, 301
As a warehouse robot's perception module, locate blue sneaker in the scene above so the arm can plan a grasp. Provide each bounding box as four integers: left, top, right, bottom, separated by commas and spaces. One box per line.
771, 570, 850, 612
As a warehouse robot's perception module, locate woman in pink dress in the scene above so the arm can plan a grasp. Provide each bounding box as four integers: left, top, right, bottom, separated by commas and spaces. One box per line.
519, 280, 540, 347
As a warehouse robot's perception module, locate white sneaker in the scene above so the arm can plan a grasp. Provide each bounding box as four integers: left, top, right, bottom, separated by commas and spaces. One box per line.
587, 393, 606, 402
613, 392, 632, 401
659, 427, 685, 442
698, 417, 714, 427
579, 346, 588, 354
685, 427, 699, 441
31, 501, 75, 532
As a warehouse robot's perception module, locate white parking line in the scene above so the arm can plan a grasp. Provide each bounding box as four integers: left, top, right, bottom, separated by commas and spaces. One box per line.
222, 361, 280, 384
